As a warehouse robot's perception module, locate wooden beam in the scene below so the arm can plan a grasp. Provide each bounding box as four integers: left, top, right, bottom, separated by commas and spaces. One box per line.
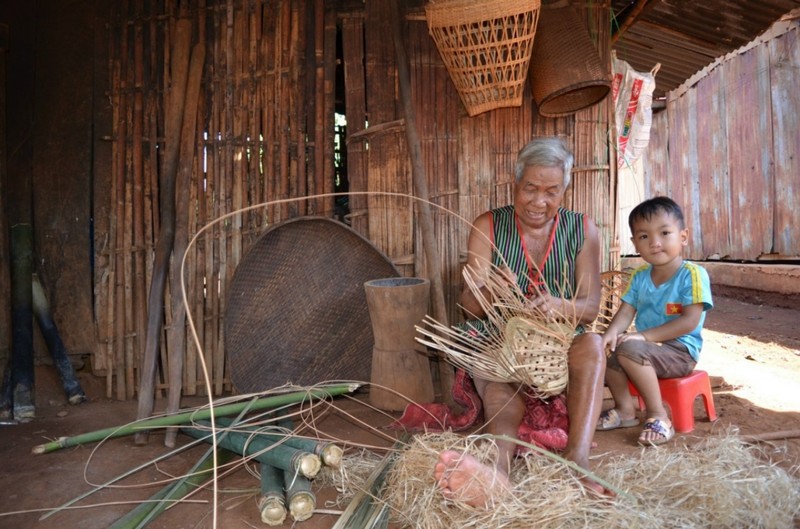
389, 0, 457, 409
611, 0, 652, 44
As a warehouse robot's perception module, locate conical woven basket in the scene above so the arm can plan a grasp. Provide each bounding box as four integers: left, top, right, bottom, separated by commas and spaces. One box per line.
415, 262, 576, 398
528, 0, 611, 117
425, 0, 541, 116
500, 316, 571, 395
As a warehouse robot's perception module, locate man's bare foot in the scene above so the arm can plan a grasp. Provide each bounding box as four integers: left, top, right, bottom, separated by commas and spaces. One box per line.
433, 450, 511, 508
579, 476, 614, 498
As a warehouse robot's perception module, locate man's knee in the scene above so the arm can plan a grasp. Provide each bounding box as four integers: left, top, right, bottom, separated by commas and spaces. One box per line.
569, 332, 605, 367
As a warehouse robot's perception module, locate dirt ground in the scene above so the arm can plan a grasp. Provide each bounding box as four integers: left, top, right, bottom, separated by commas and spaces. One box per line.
1, 292, 799, 529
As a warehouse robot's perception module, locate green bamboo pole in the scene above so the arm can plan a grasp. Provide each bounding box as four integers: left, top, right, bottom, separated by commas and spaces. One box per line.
214, 416, 344, 468
182, 422, 322, 479
258, 462, 287, 526
284, 468, 315, 522
33, 383, 359, 454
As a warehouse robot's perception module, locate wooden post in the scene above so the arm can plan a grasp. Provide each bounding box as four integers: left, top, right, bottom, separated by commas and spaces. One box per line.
0, 23, 11, 419
135, 19, 193, 444
9, 224, 34, 420
388, 0, 457, 409
164, 39, 206, 448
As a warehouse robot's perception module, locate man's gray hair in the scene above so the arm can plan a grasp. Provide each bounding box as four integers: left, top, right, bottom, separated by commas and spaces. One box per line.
514, 136, 574, 187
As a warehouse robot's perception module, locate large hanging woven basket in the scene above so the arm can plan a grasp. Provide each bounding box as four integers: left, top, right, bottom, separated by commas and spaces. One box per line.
425, 0, 541, 117
528, 0, 611, 117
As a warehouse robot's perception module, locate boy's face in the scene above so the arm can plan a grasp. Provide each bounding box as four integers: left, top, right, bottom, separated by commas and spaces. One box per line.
630, 211, 688, 266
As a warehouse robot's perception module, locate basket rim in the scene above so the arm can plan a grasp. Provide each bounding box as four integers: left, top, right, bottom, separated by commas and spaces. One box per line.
537, 82, 611, 117
426, 0, 541, 28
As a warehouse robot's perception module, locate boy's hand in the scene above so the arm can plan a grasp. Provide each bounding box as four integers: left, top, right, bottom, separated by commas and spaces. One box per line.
617, 332, 647, 345
602, 330, 620, 352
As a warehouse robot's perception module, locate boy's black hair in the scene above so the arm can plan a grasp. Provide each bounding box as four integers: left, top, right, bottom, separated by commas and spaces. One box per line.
628, 196, 686, 231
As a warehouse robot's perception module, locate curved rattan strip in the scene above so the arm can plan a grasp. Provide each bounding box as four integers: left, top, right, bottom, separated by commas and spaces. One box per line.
586, 270, 631, 334
224, 217, 400, 393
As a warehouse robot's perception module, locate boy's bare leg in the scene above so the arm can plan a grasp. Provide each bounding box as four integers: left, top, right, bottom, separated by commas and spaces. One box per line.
604, 366, 638, 421
618, 356, 670, 442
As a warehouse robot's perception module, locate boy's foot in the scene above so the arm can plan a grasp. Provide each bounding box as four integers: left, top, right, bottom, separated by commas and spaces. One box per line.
596, 408, 639, 431
433, 450, 511, 508
637, 418, 674, 445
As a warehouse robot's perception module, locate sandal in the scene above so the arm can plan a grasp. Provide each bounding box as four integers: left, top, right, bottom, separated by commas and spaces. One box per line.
637, 418, 675, 446
596, 409, 639, 431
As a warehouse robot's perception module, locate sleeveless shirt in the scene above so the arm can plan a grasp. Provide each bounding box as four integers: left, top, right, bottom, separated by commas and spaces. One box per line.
490, 205, 586, 300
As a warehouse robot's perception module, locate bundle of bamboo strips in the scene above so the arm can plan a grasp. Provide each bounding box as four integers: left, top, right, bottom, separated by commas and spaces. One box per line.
187, 414, 351, 524
181, 422, 323, 479
41, 384, 355, 526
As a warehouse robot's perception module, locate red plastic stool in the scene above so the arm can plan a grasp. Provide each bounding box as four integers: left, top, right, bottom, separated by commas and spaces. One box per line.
627, 370, 718, 433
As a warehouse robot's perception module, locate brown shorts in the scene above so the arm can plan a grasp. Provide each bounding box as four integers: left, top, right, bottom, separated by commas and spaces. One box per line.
607, 338, 696, 379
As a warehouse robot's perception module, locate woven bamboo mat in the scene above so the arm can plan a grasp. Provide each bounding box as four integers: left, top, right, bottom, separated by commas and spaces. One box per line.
225, 217, 400, 392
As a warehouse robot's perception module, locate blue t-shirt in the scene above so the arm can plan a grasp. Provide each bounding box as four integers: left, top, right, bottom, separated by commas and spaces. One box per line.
621, 262, 713, 361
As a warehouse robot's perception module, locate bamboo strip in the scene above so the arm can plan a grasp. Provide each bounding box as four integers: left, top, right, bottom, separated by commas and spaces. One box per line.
104, 21, 121, 396
341, 15, 368, 237
107, 448, 232, 529
33, 384, 358, 454
308, 0, 322, 215
132, 13, 147, 402
113, 10, 130, 401
123, 31, 136, 401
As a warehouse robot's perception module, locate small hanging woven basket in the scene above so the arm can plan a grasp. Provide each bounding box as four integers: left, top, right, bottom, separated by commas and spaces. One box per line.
425, 0, 541, 117
528, 0, 611, 117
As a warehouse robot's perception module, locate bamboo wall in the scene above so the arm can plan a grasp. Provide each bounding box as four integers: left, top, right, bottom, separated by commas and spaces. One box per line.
96, 0, 617, 399
95, 0, 335, 399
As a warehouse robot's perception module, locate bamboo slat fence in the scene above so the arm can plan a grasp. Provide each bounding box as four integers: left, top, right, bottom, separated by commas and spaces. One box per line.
96, 0, 335, 399
95, 0, 617, 400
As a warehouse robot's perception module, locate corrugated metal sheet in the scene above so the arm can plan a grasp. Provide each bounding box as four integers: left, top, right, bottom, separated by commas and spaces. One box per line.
611, 0, 800, 99
638, 23, 799, 261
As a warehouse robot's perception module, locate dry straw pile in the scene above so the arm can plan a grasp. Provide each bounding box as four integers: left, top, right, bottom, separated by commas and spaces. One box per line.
323, 431, 800, 529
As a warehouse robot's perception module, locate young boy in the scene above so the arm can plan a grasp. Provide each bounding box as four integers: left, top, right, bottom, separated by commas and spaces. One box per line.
596, 196, 713, 445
